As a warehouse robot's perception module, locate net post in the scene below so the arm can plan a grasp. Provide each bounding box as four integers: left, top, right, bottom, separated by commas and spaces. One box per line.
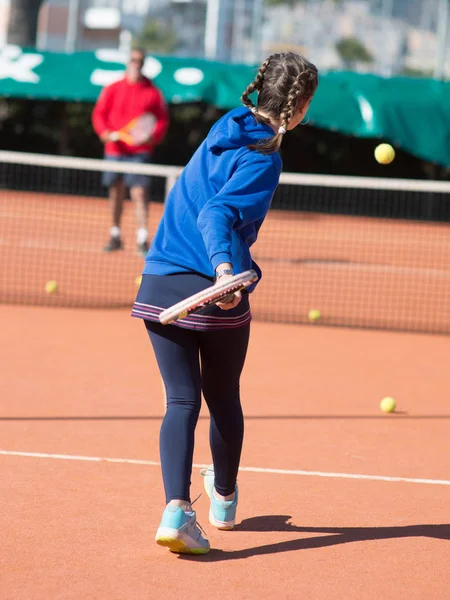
165, 170, 179, 200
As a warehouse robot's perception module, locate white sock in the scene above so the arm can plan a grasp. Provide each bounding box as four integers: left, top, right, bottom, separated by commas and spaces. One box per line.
110, 226, 121, 239
137, 228, 148, 244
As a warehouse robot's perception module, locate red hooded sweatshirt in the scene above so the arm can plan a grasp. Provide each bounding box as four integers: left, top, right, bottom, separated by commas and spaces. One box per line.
92, 76, 169, 156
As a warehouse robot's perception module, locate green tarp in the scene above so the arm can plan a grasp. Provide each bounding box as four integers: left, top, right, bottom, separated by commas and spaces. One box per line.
1, 46, 449, 166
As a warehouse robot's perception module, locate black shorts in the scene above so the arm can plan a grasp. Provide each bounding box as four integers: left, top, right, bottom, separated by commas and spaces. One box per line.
131, 273, 251, 331
102, 153, 151, 188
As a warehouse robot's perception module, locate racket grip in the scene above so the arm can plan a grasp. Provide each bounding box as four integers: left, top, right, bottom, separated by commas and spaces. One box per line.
217, 292, 235, 304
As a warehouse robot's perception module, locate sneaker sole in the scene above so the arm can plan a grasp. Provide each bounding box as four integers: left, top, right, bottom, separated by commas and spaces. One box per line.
203, 478, 236, 530
155, 527, 210, 555
208, 508, 235, 530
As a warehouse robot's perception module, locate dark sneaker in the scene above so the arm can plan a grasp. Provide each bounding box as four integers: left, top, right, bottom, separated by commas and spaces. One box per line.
103, 237, 123, 253
137, 241, 149, 258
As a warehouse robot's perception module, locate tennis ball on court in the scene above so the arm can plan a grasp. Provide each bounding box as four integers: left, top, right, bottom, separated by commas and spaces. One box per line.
135, 275, 143, 287
374, 143, 395, 165
308, 308, 321, 322
380, 396, 396, 413
45, 280, 58, 294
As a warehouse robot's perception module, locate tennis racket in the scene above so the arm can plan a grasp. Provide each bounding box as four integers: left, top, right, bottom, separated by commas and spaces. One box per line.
159, 270, 258, 325
109, 113, 156, 146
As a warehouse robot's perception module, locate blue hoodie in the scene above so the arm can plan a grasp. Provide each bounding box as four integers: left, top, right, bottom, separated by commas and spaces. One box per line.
143, 106, 283, 289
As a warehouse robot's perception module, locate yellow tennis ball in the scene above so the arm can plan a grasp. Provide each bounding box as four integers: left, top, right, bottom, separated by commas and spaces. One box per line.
374, 143, 395, 165
135, 275, 142, 287
308, 308, 321, 322
380, 396, 396, 413
45, 280, 58, 294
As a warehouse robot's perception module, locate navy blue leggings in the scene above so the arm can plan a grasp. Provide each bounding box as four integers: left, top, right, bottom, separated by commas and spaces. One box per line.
145, 320, 250, 503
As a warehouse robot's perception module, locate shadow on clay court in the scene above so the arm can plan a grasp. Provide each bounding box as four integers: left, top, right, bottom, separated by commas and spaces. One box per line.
1, 414, 450, 421
178, 517, 450, 562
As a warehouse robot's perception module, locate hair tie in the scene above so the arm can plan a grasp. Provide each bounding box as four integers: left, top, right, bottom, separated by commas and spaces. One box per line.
278, 126, 286, 135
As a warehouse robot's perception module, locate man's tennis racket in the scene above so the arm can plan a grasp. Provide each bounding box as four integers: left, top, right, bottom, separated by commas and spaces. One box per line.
159, 270, 258, 325
109, 113, 156, 146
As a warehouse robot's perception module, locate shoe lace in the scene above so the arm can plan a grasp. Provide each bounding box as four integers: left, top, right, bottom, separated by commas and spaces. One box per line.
188, 493, 208, 539
191, 492, 202, 506
195, 519, 208, 538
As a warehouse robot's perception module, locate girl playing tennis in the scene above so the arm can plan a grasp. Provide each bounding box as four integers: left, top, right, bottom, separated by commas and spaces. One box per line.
132, 52, 318, 554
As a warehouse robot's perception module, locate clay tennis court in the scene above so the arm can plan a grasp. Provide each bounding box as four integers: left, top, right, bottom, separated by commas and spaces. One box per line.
1, 184, 449, 598
1, 304, 449, 599
1, 190, 449, 332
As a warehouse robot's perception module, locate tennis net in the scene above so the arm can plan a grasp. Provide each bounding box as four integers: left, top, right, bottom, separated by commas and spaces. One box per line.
1, 150, 449, 334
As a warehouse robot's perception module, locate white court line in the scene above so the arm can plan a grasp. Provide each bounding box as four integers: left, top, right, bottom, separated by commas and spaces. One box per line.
1, 450, 449, 486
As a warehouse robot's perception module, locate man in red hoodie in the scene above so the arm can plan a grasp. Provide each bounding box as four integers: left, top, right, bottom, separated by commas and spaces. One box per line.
92, 48, 169, 256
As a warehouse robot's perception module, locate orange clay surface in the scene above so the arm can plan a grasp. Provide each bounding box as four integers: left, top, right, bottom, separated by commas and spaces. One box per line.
1, 304, 449, 599
1, 192, 449, 332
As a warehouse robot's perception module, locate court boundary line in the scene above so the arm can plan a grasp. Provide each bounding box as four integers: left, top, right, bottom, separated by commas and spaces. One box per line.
1, 449, 449, 486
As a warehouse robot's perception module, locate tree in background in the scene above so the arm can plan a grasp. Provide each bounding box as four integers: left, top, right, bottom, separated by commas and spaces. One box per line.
134, 19, 177, 55
336, 37, 373, 69
7, 0, 44, 47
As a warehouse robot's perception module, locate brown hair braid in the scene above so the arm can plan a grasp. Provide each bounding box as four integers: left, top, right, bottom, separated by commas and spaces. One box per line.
241, 52, 319, 155
240, 58, 271, 112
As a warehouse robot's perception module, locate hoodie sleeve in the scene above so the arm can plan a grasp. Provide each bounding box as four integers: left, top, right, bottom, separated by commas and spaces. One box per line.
197, 154, 281, 270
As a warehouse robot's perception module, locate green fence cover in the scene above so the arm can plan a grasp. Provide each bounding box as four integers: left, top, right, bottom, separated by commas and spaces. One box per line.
1, 46, 449, 165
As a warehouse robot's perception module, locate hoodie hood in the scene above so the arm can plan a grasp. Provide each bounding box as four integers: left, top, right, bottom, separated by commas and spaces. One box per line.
144, 105, 283, 287
207, 106, 275, 153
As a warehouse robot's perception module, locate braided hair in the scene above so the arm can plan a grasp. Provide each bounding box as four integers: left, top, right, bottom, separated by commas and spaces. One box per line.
241, 58, 270, 113
241, 52, 318, 154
